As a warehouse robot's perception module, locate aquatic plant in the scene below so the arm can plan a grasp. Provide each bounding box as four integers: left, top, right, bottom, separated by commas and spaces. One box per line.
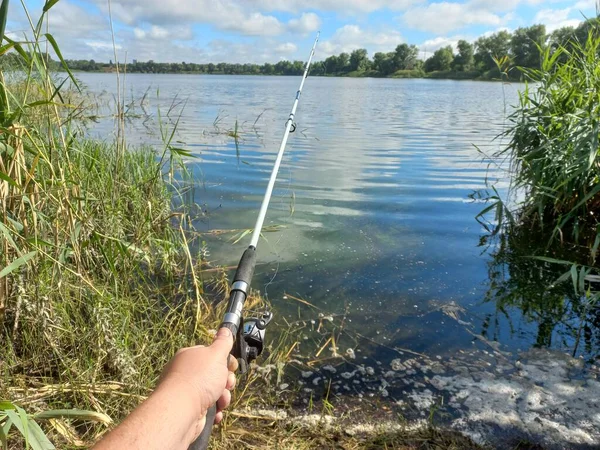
503, 31, 600, 250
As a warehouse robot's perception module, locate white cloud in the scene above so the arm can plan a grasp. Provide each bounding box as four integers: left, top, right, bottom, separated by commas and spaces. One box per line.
419, 36, 462, 54
86, 41, 122, 51
402, 2, 506, 34
318, 25, 404, 57
468, 0, 519, 12
252, 0, 424, 13
532, 1, 596, 32
47, 1, 107, 37
227, 12, 285, 36
573, 0, 597, 10
288, 12, 322, 35
133, 25, 193, 41
534, 8, 582, 31
275, 42, 299, 54
400, 0, 590, 35
92, 0, 286, 36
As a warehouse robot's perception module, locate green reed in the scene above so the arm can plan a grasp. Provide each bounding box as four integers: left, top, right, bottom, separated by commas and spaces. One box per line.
0, 1, 227, 447
484, 24, 600, 266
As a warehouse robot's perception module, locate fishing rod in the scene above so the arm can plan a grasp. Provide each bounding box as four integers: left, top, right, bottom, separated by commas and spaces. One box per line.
189, 32, 320, 450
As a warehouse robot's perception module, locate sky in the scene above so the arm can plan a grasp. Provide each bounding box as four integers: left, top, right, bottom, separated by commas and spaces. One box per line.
7, 0, 598, 63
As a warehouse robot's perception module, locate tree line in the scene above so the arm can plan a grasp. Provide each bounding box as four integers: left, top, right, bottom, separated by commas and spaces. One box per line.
3, 18, 598, 79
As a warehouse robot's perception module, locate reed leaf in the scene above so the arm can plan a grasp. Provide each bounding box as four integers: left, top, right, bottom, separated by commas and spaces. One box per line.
0, 0, 9, 45
0, 251, 37, 278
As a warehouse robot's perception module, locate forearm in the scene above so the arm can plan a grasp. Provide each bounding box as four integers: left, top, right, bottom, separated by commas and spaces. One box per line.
93, 379, 203, 450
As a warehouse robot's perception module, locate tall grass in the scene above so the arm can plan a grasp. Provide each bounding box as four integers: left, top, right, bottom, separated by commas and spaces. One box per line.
476, 19, 600, 355
486, 26, 600, 266
0, 1, 230, 447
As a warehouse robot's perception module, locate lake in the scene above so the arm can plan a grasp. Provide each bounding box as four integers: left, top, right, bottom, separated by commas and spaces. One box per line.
78, 73, 598, 365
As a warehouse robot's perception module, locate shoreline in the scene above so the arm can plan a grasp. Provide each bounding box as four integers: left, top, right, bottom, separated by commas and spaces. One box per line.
242, 346, 600, 450
67, 69, 514, 82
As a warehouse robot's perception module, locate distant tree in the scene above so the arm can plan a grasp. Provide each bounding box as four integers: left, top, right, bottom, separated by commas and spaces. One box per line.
551, 26, 576, 49
274, 60, 293, 75
424, 46, 454, 72
575, 17, 600, 44
262, 62, 274, 75
452, 40, 474, 71
324, 55, 338, 74
475, 30, 512, 71
292, 60, 305, 75
394, 43, 418, 70
349, 48, 369, 72
337, 52, 350, 72
510, 25, 547, 69
310, 60, 325, 75
372, 52, 396, 75
372, 52, 386, 73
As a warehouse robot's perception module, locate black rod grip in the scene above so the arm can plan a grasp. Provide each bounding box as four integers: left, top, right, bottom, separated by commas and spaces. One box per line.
233, 246, 257, 285
188, 404, 217, 450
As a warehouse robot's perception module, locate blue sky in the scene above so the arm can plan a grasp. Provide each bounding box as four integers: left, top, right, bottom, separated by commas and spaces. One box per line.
8, 0, 598, 63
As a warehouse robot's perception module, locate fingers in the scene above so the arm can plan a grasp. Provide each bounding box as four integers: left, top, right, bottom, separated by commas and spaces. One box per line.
226, 372, 236, 390
228, 356, 239, 373
216, 389, 231, 413
214, 411, 224, 424
211, 327, 234, 355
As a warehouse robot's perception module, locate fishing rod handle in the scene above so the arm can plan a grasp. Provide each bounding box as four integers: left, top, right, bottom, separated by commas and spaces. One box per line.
187, 247, 257, 450
188, 405, 216, 450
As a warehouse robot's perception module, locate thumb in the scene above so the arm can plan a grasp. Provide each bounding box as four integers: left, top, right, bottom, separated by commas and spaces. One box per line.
211, 327, 234, 355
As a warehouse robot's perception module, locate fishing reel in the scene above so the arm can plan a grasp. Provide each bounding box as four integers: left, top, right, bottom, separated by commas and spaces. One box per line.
232, 311, 273, 373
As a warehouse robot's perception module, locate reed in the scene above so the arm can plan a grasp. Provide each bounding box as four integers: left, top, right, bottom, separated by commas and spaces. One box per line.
501, 29, 600, 253
478, 22, 600, 274
0, 1, 227, 447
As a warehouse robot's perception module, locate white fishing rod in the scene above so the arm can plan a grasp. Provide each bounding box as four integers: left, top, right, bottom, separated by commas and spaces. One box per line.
190, 32, 320, 450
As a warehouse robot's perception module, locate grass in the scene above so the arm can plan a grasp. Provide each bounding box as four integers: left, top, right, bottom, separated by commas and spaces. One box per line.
0, 1, 229, 447
498, 31, 600, 252
211, 420, 487, 449
477, 24, 600, 278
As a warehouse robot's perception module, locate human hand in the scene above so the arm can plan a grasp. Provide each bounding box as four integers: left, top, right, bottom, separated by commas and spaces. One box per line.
157, 328, 239, 438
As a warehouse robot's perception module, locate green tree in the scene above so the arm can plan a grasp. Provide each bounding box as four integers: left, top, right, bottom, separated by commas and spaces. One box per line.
324, 55, 338, 74
311, 60, 325, 75
551, 26, 576, 49
372, 52, 396, 75
394, 43, 418, 70
424, 46, 454, 72
349, 48, 369, 72
475, 30, 512, 71
452, 40, 474, 71
510, 25, 547, 69
337, 52, 350, 72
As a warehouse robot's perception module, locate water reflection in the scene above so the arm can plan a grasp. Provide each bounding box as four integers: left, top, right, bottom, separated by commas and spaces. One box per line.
81, 73, 577, 362
480, 224, 600, 361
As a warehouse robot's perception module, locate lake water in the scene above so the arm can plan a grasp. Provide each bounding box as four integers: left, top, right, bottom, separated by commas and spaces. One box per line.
78, 73, 598, 366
